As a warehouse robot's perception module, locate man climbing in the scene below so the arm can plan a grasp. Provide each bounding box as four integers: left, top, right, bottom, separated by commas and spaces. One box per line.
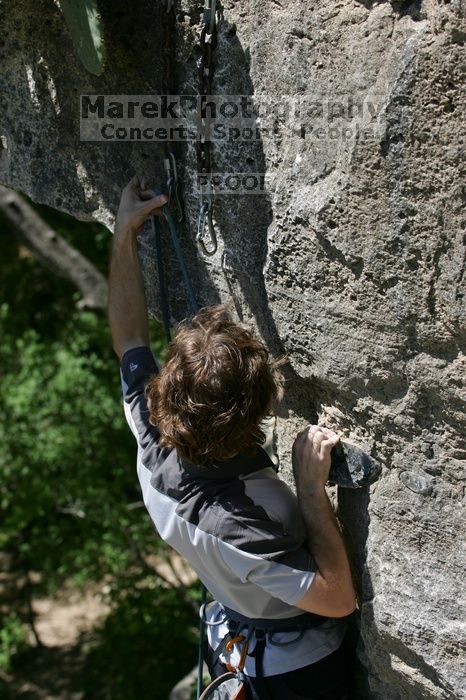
109, 175, 357, 700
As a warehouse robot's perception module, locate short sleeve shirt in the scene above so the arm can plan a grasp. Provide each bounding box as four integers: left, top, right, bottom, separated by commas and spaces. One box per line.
120, 346, 346, 676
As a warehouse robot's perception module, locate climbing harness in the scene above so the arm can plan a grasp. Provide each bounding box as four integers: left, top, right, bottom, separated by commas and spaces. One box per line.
201, 601, 329, 700
196, 0, 218, 256
198, 601, 249, 700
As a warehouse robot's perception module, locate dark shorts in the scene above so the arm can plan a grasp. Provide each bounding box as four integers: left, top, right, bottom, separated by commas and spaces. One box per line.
204, 632, 353, 700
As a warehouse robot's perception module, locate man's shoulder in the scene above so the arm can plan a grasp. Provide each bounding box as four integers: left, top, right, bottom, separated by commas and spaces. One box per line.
120, 345, 159, 404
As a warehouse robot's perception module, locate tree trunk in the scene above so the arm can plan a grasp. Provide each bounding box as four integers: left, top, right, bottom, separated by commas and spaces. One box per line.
0, 185, 108, 310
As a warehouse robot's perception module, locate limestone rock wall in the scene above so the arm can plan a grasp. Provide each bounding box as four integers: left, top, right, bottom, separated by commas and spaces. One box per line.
1, 1, 465, 698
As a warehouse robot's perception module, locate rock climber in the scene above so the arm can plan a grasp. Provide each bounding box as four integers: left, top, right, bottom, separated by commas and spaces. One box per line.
108, 175, 357, 700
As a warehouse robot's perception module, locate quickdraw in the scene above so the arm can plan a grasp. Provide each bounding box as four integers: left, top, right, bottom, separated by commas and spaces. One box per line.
197, 177, 217, 255
161, 0, 218, 251
164, 150, 184, 223
161, 0, 184, 223
150, 188, 198, 345
196, 0, 218, 256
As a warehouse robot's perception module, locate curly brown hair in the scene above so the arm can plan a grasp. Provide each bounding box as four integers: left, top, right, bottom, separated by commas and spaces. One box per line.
146, 305, 285, 467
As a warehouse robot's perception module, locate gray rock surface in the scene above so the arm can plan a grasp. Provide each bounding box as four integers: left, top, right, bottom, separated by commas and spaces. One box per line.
1, 0, 465, 698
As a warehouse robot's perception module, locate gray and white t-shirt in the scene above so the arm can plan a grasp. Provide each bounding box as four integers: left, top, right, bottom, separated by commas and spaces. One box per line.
120, 346, 346, 677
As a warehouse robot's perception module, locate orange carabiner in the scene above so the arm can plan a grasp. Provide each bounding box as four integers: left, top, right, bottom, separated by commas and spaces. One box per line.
225, 634, 250, 673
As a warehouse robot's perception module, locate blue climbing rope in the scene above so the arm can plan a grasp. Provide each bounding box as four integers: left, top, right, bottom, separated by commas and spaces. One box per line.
150, 191, 206, 700
151, 187, 199, 339
197, 584, 208, 699
163, 202, 199, 314
151, 216, 171, 343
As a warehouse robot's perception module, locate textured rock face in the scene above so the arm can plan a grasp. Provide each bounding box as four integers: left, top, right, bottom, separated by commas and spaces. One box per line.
1, 1, 465, 698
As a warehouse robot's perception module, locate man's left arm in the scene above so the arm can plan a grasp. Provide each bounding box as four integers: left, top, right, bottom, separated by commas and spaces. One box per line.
108, 175, 167, 359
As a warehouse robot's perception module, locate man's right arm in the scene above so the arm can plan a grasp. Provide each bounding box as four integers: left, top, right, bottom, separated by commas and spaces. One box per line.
292, 425, 356, 618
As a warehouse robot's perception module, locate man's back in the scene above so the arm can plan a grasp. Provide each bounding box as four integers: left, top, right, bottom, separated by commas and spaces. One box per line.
121, 345, 346, 676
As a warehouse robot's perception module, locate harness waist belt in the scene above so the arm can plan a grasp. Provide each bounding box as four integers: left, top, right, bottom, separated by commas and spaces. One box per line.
221, 604, 329, 632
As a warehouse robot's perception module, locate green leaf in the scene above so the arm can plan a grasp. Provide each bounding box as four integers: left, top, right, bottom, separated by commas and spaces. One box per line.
59, 0, 106, 76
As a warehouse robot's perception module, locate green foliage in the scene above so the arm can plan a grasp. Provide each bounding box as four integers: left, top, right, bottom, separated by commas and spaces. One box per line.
82, 586, 198, 699
0, 612, 27, 671
59, 0, 106, 76
0, 308, 161, 588
1, 205, 173, 684
4, 584, 198, 700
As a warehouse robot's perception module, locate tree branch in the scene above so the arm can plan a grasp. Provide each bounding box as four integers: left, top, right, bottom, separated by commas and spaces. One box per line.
0, 185, 108, 310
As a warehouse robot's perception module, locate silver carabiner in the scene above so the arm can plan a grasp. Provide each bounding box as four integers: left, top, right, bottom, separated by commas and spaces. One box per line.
196, 176, 217, 256
199, 600, 227, 626
196, 201, 217, 256
203, 207, 218, 256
